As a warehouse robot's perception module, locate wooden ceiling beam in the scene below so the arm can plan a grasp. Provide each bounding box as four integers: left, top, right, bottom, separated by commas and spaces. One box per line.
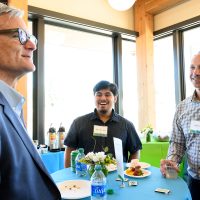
144, 0, 190, 15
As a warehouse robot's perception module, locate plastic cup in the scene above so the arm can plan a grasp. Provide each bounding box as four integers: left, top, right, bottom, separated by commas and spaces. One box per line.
165, 165, 178, 179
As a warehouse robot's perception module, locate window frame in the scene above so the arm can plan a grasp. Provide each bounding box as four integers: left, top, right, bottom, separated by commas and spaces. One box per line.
153, 15, 200, 132
28, 6, 138, 143
154, 15, 200, 105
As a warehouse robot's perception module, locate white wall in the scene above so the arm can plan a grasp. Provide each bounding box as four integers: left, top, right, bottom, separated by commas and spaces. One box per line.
28, 0, 200, 32
28, 0, 134, 30
154, 0, 200, 31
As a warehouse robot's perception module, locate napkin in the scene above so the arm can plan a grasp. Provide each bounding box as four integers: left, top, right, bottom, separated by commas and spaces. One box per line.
113, 137, 124, 180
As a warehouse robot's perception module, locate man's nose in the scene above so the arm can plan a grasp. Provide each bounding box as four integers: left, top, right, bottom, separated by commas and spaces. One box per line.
193, 67, 200, 75
24, 38, 37, 51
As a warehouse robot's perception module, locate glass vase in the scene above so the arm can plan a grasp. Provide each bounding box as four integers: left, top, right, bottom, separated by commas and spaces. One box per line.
146, 132, 151, 142
87, 164, 108, 177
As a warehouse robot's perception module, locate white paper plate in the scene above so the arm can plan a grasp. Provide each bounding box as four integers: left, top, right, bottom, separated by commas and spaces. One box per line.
126, 162, 151, 169
124, 169, 151, 178
106, 164, 117, 172
56, 180, 91, 199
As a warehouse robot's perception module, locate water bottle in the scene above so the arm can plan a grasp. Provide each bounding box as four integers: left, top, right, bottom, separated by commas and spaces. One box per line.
75, 148, 87, 176
91, 164, 107, 200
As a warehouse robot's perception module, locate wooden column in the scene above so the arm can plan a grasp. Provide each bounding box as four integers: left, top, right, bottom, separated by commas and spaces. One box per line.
134, 0, 155, 130
134, 0, 187, 130
8, 0, 28, 125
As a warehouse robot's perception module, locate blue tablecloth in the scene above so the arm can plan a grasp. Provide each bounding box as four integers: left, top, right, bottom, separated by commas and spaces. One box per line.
40, 151, 64, 173
51, 166, 192, 200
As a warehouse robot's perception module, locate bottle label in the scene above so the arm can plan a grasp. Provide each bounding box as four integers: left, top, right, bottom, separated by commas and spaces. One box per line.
91, 185, 106, 197
59, 133, 64, 147
60, 133, 65, 140
49, 133, 58, 145
71, 152, 79, 170
76, 162, 87, 172
50, 133, 56, 141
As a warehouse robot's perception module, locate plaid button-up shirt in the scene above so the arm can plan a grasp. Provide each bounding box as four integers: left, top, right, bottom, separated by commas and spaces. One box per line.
168, 90, 200, 179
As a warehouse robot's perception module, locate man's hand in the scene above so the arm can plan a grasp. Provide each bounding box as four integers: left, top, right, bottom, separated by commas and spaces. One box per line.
64, 147, 76, 168
160, 159, 179, 177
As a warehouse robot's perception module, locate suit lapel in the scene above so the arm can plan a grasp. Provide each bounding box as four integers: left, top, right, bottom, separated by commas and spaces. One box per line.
0, 93, 50, 175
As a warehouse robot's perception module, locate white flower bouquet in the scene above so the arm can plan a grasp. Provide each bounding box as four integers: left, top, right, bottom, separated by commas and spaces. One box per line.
79, 151, 116, 166
79, 151, 116, 177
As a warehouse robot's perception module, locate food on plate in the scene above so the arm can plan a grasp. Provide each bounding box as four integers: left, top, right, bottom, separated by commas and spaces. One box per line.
130, 159, 140, 167
125, 165, 144, 176
126, 159, 151, 169
64, 184, 80, 191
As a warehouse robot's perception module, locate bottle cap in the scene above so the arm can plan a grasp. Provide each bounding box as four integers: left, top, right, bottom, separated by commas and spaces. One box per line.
107, 189, 114, 194
94, 164, 102, 171
71, 150, 78, 156
78, 148, 84, 153
49, 127, 56, 133
58, 126, 65, 132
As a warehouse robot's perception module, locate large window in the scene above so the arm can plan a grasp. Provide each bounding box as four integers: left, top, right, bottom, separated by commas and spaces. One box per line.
122, 40, 138, 130
154, 36, 176, 133
44, 25, 113, 142
28, 8, 140, 143
183, 27, 200, 97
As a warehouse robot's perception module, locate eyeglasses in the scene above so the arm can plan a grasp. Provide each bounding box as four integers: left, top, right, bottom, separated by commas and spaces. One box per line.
0, 28, 37, 45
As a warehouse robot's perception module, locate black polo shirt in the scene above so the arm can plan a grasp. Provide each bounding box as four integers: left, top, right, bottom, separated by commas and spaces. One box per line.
64, 109, 142, 162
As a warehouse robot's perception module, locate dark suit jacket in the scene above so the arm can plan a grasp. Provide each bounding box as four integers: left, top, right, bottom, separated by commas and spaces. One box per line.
0, 92, 61, 200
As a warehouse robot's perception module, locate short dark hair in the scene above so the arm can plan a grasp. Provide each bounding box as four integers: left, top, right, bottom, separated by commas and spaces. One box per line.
93, 80, 118, 96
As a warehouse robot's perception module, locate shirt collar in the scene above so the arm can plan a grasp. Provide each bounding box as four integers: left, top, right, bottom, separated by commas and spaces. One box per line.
0, 80, 25, 117
91, 108, 119, 122
191, 90, 200, 102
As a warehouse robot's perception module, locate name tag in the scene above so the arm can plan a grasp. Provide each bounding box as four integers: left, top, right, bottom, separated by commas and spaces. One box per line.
190, 120, 200, 134
93, 125, 108, 137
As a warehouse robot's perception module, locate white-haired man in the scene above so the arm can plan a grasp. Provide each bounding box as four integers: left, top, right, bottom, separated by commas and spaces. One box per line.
0, 3, 61, 199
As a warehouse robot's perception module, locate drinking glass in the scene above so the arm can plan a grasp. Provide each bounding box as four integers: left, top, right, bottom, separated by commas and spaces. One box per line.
165, 165, 178, 179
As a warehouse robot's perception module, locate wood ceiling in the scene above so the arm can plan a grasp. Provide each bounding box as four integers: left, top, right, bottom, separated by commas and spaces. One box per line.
144, 0, 190, 15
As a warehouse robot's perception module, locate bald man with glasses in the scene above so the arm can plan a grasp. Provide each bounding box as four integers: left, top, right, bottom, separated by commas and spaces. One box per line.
0, 3, 61, 200
160, 53, 200, 200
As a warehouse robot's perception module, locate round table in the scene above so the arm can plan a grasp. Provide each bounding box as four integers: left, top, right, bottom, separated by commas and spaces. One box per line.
51, 166, 191, 200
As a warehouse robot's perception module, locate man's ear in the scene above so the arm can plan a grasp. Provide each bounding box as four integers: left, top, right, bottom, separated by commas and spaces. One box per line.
114, 96, 118, 103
